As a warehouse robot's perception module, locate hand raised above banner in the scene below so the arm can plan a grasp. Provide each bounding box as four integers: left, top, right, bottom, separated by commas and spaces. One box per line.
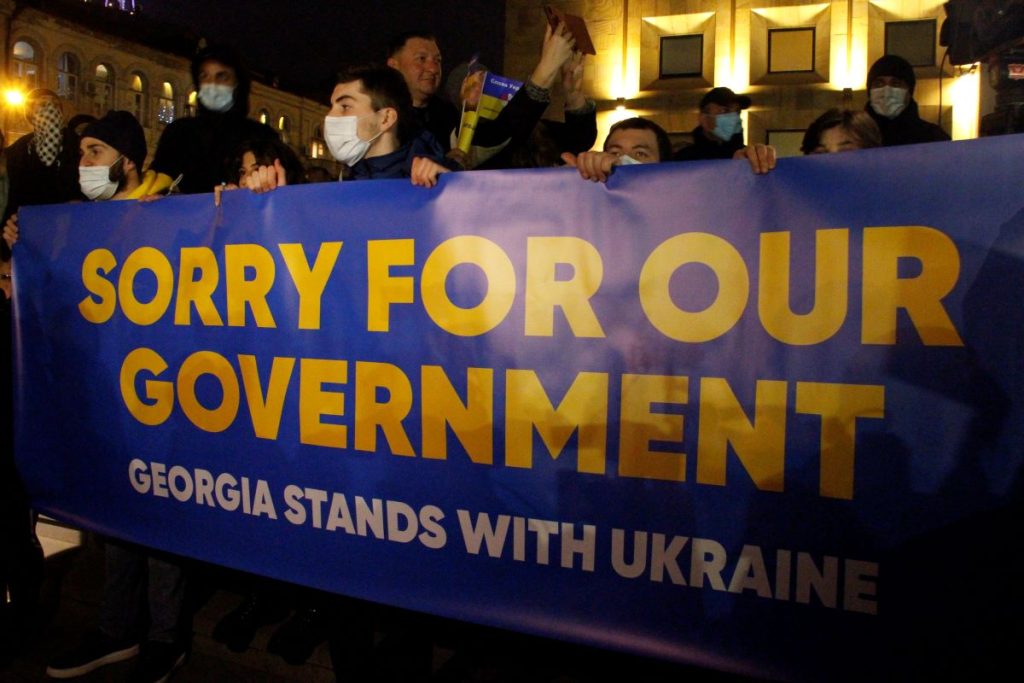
735, 143, 777, 174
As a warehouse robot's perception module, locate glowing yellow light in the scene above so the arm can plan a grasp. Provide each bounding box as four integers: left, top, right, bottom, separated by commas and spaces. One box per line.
951, 65, 980, 141
4, 89, 26, 106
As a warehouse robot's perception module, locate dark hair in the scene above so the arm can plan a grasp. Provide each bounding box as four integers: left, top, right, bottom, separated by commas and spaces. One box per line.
66, 114, 97, 136
336, 64, 415, 146
801, 108, 883, 154
605, 117, 672, 162
386, 31, 439, 59
229, 137, 306, 185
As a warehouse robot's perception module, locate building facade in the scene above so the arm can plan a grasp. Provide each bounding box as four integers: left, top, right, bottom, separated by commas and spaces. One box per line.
503, 0, 987, 155
0, 0, 338, 175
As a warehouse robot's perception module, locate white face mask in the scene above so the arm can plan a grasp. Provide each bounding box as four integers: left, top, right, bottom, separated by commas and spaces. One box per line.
869, 86, 909, 119
78, 156, 123, 201
198, 83, 235, 113
615, 154, 643, 166
324, 115, 381, 166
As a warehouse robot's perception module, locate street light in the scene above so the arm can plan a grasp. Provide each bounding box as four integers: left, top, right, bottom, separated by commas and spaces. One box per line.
2, 85, 27, 145
4, 88, 25, 106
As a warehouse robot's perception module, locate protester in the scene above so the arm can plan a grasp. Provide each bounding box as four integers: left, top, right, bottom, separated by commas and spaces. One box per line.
0, 248, 42, 667
328, 64, 451, 183
865, 54, 949, 147
562, 116, 671, 182
673, 86, 775, 173
446, 18, 594, 170
387, 31, 459, 152
1, 89, 84, 260
801, 108, 883, 154
36, 111, 192, 683
149, 43, 278, 195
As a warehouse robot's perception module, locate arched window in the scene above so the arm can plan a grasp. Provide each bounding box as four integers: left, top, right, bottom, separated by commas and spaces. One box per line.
157, 81, 175, 124
257, 108, 269, 125
185, 90, 197, 117
57, 52, 80, 102
129, 72, 148, 125
278, 115, 291, 144
11, 40, 39, 88
310, 124, 325, 160
92, 63, 114, 116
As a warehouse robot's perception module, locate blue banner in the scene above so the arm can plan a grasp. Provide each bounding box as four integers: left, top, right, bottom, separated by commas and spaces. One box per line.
12, 137, 1024, 680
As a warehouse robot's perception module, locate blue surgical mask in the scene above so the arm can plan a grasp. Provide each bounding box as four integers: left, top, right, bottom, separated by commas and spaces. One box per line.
713, 112, 742, 141
198, 84, 235, 113
869, 86, 909, 119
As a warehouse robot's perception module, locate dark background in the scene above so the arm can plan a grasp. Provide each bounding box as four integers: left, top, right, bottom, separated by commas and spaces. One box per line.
141, 0, 509, 99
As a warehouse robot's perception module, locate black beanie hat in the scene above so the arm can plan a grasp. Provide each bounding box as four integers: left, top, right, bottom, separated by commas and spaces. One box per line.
82, 110, 147, 172
867, 54, 916, 92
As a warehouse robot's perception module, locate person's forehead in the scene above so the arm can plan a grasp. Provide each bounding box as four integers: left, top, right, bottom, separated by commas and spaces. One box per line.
821, 126, 855, 145
331, 81, 370, 103
200, 59, 234, 75
28, 95, 58, 109
609, 127, 656, 149
79, 136, 115, 153
401, 37, 440, 57
704, 101, 736, 113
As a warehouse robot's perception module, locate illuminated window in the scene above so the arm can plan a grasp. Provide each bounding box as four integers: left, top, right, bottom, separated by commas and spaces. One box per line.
186, 90, 197, 117
660, 35, 703, 78
129, 72, 148, 125
158, 81, 175, 124
11, 40, 39, 88
310, 140, 325, 159
92, 64, 114, 116
57, 52, 80, 102
278, 115, 291, 144
885, 20, 936, 67
768, 28, 815, 73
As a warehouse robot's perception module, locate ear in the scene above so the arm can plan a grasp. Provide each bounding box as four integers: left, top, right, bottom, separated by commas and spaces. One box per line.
377, 107, 398, 134
123, 157, 138, 175
386, 56, 399, 70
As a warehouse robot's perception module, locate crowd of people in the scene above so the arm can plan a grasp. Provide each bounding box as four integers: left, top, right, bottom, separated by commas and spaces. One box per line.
0, 11, 953, 682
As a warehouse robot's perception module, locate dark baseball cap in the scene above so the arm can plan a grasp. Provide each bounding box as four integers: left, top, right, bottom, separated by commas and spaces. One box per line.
700, 87, 752, 111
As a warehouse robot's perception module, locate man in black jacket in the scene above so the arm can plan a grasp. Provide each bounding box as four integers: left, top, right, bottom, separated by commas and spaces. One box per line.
1, 89, 83, 235
150, 44, 278, 195
673, 87, 750, 161
864, 54, 950, 147
672, 87, 775, 172
387, 31, 460, 152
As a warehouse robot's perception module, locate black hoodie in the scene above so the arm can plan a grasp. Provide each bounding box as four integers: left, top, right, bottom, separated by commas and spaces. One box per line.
150, 44, 279, 195
865, 98, 950, 147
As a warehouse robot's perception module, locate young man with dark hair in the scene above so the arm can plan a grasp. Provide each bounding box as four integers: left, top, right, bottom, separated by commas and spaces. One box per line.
387, 31, 459, 151
562, 116, 671, 182
324, 64, 450, 182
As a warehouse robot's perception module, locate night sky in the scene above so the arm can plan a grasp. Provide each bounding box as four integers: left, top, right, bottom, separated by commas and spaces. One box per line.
140, 0, 508, 99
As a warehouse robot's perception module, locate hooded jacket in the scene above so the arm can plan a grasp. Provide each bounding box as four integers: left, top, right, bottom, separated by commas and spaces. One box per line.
150, 44, 278, 195
865, 98, 950, 147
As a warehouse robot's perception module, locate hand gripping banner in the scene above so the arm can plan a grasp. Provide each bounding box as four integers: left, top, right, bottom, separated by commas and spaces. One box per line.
12, 136, 1024, 680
